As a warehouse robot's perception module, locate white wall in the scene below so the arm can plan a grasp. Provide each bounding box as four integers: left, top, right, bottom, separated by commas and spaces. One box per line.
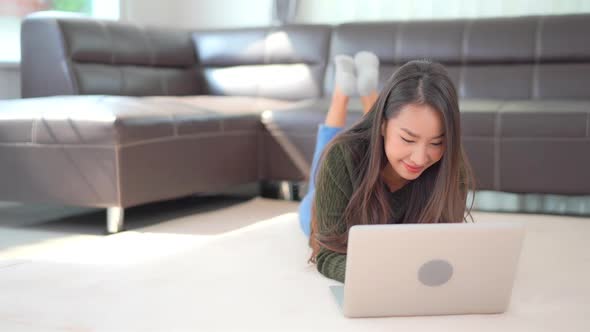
296, 0, 590, 24
121, 0, 274, 29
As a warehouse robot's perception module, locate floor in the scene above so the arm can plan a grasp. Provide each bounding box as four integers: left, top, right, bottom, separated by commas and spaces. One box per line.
0, 195, 589, 332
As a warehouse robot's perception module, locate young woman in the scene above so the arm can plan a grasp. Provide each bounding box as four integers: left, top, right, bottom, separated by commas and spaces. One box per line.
299, 54, 475, 283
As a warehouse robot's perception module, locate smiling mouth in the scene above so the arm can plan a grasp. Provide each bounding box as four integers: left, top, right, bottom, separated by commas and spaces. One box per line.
403, 161, 424, 173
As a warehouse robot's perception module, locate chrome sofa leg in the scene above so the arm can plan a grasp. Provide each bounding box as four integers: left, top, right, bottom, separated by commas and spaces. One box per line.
107, 207, 125, 234
260, 181, 303, 201
279, 181, 302, 201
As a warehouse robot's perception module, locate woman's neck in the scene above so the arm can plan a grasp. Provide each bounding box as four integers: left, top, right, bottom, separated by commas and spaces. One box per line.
380, 164, 409, 192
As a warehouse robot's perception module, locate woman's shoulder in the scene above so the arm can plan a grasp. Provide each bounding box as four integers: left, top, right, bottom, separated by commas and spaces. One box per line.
323, 141, 346, 163
322, 139, 363, 172
315, 142, 356, 204
320, 138, 367, 187
318, 143, 348, 182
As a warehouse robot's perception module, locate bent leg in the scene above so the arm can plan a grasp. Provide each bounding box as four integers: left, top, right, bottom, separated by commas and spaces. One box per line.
299, 124, 343, 236
299, 87, 348, 237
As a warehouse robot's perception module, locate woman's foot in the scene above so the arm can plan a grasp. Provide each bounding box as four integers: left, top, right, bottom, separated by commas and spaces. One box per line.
354, 51, 380, 96
334, 55, 357, 96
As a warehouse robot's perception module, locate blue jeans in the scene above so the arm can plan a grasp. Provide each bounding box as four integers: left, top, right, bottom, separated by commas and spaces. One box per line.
298, 124, 343, 237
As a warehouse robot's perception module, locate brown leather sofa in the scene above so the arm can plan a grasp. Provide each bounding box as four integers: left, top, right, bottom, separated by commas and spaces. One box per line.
1, 13, 589, 233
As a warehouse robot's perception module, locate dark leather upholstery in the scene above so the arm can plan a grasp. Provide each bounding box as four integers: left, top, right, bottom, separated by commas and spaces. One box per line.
21, 15, 200, 97
261, 99, 590, 195
21, 14, 332, 100
0, 95, 303, 206
193, 25, 331, 100
325, 15, 590, 99
4, 13, 589, 212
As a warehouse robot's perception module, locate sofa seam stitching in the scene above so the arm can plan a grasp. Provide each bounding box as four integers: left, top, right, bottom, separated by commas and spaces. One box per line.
31, 114, 38, 143
532, 16, 543, 99
55, 20, 81, 94
114, 143, 122, 207
99, 20, 123, 95
394, 22, 402, 66
494, 103, 504, 191
10, 133, 590, 148
586, 112, 589, 137
2, 130, 257, 148
460, 19, 472, 98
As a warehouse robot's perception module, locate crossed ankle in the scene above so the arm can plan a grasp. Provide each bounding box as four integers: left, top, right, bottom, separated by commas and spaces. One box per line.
333, 52, 380, 97
354, 51, 380, 96
334, 55, 357, 96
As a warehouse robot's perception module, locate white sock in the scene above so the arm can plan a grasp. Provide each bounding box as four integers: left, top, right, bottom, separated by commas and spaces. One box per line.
354, 51, 379, 96
334, 55, 357, 96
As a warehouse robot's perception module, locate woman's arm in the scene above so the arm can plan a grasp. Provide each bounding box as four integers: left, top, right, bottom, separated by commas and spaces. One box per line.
316, 248, 347, 283
314, 144, 354, 283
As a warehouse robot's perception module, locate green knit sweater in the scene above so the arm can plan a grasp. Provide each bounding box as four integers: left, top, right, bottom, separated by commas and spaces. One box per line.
314, 142, 411, 283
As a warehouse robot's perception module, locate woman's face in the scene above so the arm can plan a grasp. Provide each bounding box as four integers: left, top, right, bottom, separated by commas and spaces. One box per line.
381, 103, 446, 188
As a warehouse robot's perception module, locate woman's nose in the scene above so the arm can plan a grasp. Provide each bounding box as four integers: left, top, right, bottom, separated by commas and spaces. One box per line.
410, 146, 429, 166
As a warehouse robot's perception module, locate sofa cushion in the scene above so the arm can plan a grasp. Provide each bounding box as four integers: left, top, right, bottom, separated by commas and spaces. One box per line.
0, 95, 303, 146
192, 25, 332, 100
0, 95, 309, 207
261, 98, 590, 194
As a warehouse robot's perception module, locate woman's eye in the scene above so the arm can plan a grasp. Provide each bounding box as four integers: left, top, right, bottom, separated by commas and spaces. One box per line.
432, 142, 443, 146
401, 137, 414, 143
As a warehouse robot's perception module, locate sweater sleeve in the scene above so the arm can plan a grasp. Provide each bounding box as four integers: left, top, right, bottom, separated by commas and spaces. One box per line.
314, 144, 353, 283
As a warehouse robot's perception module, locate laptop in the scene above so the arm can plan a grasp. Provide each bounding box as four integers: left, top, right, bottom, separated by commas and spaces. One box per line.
330, 221, 526, 318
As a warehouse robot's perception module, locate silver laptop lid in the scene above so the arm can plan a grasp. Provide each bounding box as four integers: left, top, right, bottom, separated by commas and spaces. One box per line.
339, 221, 525, 318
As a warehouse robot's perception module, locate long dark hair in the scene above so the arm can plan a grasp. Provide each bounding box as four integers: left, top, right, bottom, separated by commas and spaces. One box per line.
310, 60, 475, 260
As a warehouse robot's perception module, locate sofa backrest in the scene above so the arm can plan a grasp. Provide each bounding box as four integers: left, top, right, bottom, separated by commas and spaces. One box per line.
21, 14, 200, 98
22, 13, 590, 101
191, 25, 331, 100
21, 15, 332, 100
326, 14, 590, 100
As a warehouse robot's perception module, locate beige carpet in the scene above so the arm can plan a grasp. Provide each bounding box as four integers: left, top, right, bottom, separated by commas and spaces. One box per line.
0, 196, 589, 331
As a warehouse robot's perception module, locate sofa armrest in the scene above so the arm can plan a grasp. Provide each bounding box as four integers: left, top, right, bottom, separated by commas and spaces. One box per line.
21, 13, 201, 98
